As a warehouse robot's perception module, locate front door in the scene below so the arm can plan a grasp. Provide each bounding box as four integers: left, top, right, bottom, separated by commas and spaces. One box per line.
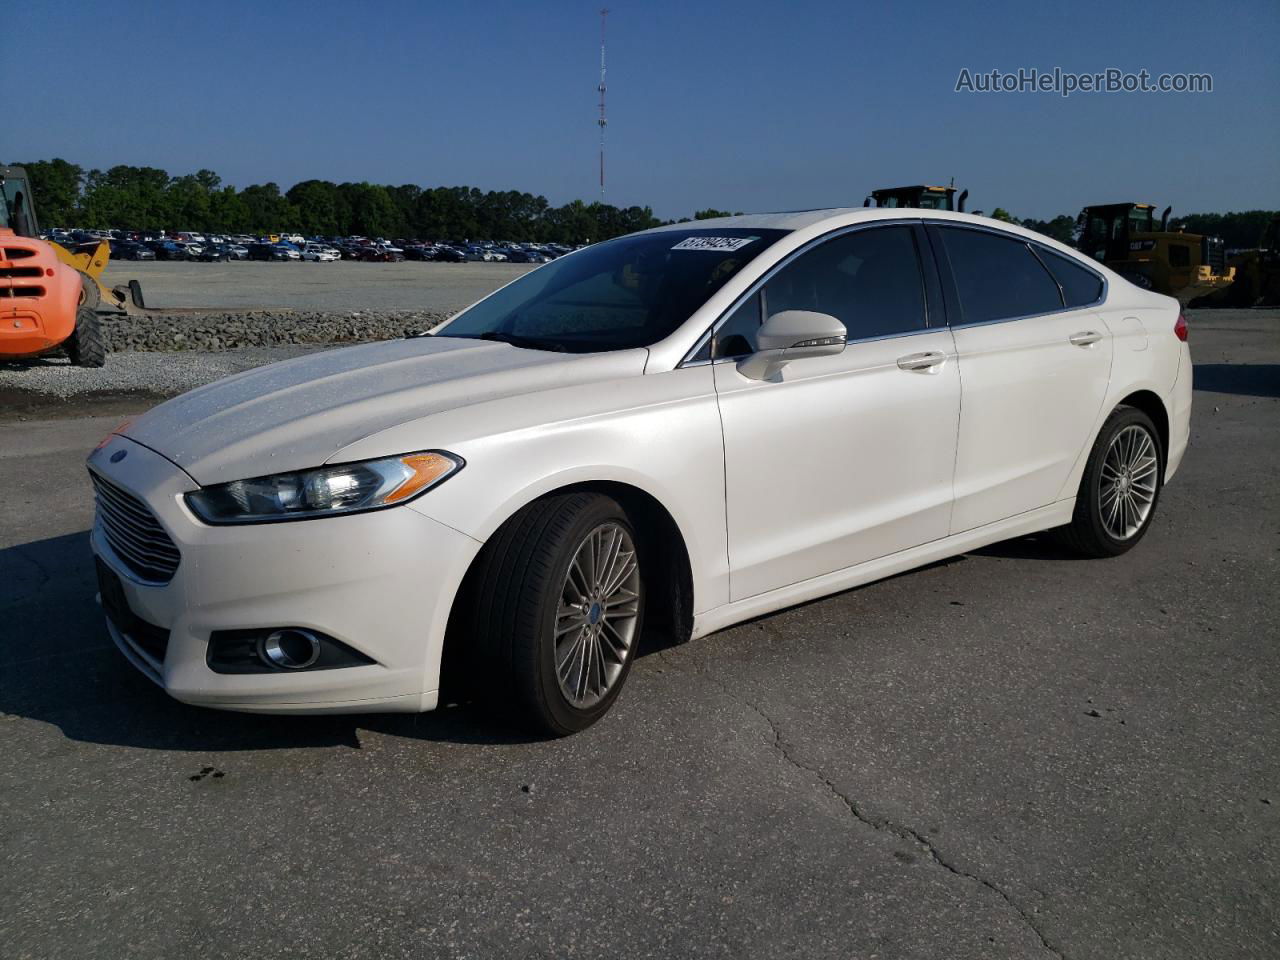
713, 223, 961, 601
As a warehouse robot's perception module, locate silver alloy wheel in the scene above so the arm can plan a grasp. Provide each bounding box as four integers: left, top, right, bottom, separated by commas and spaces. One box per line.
554, 522, 641, 709
1099, 424, 1159, 540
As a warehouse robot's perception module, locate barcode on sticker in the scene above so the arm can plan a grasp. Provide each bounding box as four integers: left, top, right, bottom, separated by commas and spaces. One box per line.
671, 236, 758, 252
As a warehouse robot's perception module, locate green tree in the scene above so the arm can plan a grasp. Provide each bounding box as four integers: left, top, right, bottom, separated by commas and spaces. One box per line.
9, 158, 83, 227
990, 207, 1017, 223
239, 182, 296, 233
287, 180, 342, 236
1020, 214, 1077, 245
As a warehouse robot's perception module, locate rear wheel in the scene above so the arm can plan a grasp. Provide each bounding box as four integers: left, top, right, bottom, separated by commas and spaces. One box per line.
1055, 406, 1162, 557
65, 305, 107, 368
465, 492, 644, 735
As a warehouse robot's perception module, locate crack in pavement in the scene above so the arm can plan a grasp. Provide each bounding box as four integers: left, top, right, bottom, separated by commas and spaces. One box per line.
738, 694, 1064, 960
654, 646, 1063, 959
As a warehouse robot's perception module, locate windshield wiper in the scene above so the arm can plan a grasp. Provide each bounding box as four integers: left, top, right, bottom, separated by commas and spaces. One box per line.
470, 331, 566, 352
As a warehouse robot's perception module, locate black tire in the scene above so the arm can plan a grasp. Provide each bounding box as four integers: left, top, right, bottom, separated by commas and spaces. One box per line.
463, 492, 645, 736
79, 272, 101, 310
1054, 406, 1163, 557
65, 306, 107, 368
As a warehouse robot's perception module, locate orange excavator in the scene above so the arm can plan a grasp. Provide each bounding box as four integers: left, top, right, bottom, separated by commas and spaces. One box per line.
0, 164, 135, 366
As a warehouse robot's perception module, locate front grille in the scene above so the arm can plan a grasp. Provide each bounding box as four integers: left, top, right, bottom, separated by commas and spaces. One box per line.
1, 247, 35, 260
90, 472, 182, 583
1, 285, 45, 297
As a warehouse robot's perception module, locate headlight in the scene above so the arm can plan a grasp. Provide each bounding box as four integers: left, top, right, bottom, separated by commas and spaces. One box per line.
184, 451, 463, 525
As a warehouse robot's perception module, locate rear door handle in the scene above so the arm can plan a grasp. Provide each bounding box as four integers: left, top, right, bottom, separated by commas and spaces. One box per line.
897, 351, 946, 372
1069, 331, 1102, 347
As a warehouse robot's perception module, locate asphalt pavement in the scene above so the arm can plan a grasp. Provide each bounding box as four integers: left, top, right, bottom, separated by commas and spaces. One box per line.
1, 310, 1276, 959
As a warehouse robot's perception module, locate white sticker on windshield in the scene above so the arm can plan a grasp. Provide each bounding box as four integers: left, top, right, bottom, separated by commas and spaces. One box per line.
671, 236, 758, 252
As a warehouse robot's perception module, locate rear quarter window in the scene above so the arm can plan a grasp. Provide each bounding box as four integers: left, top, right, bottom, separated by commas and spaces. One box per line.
1037, 247, 1105, 308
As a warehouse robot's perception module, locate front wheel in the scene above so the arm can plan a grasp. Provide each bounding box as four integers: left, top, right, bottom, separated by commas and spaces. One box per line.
465, 493, 644, 735
65, 306, 107, 368
1054, 406, 1163, 557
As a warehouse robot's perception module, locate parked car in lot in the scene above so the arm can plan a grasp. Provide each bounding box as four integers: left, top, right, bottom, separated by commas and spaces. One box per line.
432, 245, 468, 262
145, 240, 188, 261
301, 243, 340, 262
505, 248, 550, 264
109, 240, 156, 261
225, 243, 249, 260
247, 242, 293, 262
87, 210, 1191, 736
191, 243, 234, 262
355, 243, 403, 262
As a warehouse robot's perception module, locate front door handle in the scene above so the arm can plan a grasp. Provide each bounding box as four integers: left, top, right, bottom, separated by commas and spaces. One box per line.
1069, 330, 1102, 347
897, 350, 946, 372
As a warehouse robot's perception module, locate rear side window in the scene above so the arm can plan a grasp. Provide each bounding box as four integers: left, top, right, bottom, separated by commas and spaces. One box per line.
763, 225, 927, 341
1037, 247, 1104, 307
936, 227, 1063, 324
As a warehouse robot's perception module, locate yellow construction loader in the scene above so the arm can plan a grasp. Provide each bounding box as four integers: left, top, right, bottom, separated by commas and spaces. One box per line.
865, 184, 969, 212
1189, 215, 1280, 308
1076, 202, 1235, 305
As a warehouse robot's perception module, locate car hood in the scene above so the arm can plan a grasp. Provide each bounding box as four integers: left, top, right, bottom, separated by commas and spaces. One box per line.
119, 336, 648, 485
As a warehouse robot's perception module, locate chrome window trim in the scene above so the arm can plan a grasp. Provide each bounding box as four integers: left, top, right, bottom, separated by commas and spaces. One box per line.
700, 324, 946, 366
923, 220, 1109, 328
679, 219, 930, 367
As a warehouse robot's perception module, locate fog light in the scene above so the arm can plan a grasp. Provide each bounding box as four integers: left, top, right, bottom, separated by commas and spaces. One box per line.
207, 627, 376, 674
260, 629, 321, 669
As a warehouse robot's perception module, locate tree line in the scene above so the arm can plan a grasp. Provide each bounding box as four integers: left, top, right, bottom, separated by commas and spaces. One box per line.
12, 158, 665, 244
12, 158, 1276, 249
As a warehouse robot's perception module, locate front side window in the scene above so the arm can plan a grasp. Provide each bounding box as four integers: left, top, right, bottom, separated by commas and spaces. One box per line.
763, 225, 928, 341
437, 228, 787, 353
936, 227, 1063, 324
711, 293, 763, 359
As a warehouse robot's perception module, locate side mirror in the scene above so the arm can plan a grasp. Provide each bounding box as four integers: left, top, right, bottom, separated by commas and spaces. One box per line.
737, 310, 846, 380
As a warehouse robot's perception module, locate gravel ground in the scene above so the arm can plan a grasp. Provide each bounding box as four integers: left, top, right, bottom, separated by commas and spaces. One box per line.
103, 259, 534, 313
99, 309, 448, 352
0, 346, 326, 414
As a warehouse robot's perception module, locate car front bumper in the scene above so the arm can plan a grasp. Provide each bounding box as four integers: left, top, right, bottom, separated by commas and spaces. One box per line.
87, 436, 482, 714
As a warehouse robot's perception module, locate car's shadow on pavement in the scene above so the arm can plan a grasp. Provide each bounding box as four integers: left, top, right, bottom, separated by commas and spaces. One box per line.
2, 523, 1088, 753
0, 531, 559, 752
1192, 362, 1280, 398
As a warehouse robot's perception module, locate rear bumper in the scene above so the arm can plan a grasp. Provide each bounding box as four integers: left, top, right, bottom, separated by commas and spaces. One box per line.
1166, 343, 1193, 481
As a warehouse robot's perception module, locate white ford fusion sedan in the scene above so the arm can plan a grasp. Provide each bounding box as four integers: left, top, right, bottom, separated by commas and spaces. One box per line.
88, 208, 1192, 734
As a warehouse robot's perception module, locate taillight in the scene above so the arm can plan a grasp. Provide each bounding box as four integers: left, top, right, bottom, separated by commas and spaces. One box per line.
1174, 312, 1188, 342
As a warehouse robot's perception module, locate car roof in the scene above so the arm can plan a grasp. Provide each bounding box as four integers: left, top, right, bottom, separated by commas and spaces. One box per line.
641, 207, 1038, 233
639, 207, 1088, 260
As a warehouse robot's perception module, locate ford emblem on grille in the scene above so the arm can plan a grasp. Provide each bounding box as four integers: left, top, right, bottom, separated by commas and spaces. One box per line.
110, 449, 127, 463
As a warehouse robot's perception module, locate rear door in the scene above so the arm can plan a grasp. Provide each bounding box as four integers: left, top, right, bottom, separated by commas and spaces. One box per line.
713, 222, 961, 600
928, 224, 1113, 533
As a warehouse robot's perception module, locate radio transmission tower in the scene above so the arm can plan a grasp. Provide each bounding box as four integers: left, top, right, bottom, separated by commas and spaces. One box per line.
597, 8, 608, 203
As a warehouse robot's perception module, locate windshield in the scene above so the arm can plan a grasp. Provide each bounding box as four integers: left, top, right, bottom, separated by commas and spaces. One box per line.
435, 227, 788, 352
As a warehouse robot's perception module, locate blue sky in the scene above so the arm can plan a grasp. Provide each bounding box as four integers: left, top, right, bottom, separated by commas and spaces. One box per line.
9, 0, 1278, 220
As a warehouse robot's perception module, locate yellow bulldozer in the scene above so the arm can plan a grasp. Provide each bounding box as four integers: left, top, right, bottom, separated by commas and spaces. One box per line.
1076, 202, 1235, 305
864, 184, 970, 212
1188, 215, 1280, 308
